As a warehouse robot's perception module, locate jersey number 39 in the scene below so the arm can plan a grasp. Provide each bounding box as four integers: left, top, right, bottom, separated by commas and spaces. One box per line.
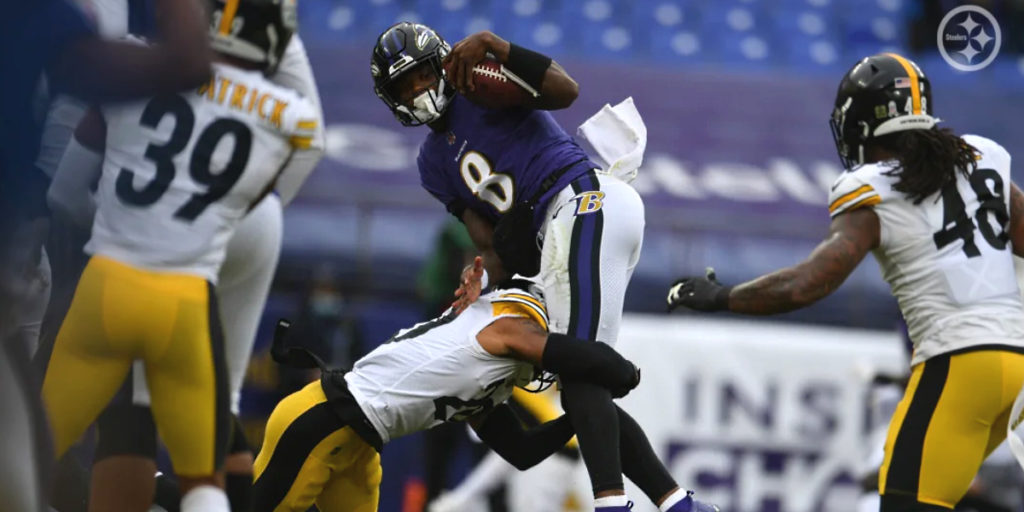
116, 94, 253, 221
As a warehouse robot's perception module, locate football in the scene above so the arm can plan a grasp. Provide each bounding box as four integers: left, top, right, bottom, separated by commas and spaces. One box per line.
455, 57, 532, 110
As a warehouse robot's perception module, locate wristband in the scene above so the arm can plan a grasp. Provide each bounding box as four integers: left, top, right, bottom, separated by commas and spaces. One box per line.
505, 43, 552, 94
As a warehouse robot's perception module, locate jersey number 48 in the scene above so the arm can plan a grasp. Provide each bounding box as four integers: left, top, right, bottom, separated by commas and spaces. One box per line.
932, 168, 1010, 257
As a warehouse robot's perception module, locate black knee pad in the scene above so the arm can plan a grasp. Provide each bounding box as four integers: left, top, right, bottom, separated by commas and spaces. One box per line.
94, 404, 157, 462
881, 493, 953, 512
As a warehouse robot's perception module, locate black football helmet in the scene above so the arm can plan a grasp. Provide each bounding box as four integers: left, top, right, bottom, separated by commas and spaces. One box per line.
371, 22, 455, 126
829, 53, 938, 169
208, 0, 296, 75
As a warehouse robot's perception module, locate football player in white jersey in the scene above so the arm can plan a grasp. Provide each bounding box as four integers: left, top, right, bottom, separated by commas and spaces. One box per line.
39, 0, 323, 510
43, 1, 325, 508
667, 53, 1024, 512
253, 280, 647, 511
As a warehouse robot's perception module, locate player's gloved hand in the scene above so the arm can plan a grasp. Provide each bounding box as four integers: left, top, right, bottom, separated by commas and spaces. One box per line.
452, 256, 485, 314
667, 267, 732, 312
443, 31, 507, 93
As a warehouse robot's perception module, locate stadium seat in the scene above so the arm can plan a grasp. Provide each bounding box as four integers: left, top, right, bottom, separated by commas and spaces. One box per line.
299, 0, 405, 44
413, 0, 474, 42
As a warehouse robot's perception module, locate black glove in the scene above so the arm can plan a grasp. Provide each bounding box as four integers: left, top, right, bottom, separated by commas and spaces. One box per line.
667, 267, 732, 312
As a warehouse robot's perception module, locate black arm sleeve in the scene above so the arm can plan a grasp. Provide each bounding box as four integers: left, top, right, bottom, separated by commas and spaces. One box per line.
473, 404, 575, 470
541, 333, 639, 398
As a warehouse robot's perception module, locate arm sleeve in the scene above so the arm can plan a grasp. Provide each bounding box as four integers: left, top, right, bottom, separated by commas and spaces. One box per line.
472, 403, 575, 470
47, 136, 103, 230
541, 333, 638, 398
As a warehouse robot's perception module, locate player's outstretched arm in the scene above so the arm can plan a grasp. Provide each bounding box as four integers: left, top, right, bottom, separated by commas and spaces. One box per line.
468, 404, 575, 470
443, 31, 578, 110
52, 0, 212, 101
1008, 183, 1024, 258
477, 317, 640, 397
668, 207, 880, 315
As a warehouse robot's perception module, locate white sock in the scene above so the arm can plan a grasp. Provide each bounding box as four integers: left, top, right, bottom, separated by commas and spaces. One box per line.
181, 485, 229, 512
594, 495, 629, 508
659, 489, 688, 511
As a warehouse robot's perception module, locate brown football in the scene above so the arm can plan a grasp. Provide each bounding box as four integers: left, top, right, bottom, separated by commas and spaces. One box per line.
455, 57, 532, 110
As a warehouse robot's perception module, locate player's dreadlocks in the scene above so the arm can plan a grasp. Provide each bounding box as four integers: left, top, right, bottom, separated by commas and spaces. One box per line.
875, 126, 979, 205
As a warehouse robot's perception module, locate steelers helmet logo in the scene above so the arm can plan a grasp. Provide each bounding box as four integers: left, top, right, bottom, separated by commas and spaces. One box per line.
936, 5, 1001, 72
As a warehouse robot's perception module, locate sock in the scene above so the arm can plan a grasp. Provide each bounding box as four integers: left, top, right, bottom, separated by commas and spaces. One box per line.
226, 473, 252, 512
594, 495, 629, 508
617, 406, 678, 501
560, 379, 623, 493
180, 485, 229, 512
660, 489, 690, 512
153, 473, 181, 512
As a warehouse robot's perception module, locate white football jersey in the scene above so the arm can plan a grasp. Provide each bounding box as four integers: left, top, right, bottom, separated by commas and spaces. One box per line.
345, 287, 547, 444
87, 63, 320, 281
829, 134, 1024, 365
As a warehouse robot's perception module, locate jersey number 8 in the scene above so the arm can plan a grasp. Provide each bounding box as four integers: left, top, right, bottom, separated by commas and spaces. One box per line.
460, 151, 514, 212
116, 94, 252, 222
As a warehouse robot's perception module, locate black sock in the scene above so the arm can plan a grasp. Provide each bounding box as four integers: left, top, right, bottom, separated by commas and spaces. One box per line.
153, 474, 180, 512
226, 472, 252, 512
560, 378, 623, 493
616, 406, 677, 501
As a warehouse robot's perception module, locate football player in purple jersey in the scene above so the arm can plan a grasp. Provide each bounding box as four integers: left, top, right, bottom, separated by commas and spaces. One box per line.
371, 22, 717, 512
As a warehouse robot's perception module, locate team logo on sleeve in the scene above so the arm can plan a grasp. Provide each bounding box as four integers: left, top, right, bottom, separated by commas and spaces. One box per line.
573, 191, 605, 216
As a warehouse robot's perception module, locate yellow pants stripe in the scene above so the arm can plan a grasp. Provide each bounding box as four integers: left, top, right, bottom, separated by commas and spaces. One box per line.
879, 348, 1024, 508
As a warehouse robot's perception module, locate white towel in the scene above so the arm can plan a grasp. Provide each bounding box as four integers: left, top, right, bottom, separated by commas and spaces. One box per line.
576, 97, 647, 184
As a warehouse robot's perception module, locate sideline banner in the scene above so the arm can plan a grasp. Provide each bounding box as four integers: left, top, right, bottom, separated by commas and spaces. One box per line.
614, 315, 907, 512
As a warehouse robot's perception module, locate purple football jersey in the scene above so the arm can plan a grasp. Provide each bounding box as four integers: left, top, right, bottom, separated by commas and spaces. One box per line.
417, 95, 595, 228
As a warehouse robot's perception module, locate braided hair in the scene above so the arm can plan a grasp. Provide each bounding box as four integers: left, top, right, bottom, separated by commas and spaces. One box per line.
875, 127, 979, 204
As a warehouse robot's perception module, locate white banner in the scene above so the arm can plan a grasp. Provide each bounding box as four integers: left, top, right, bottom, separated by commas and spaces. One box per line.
613, 314, 907, 512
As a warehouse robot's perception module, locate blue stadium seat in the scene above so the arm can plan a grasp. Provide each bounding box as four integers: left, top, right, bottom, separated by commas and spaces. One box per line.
299, 0, 404, 44
632, 0, 701, 62
414, 0, 474, 42
782, 36, 844, 73
504, 12, 570, 55
648, 27, 709, 66
490, 0, 548, 39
